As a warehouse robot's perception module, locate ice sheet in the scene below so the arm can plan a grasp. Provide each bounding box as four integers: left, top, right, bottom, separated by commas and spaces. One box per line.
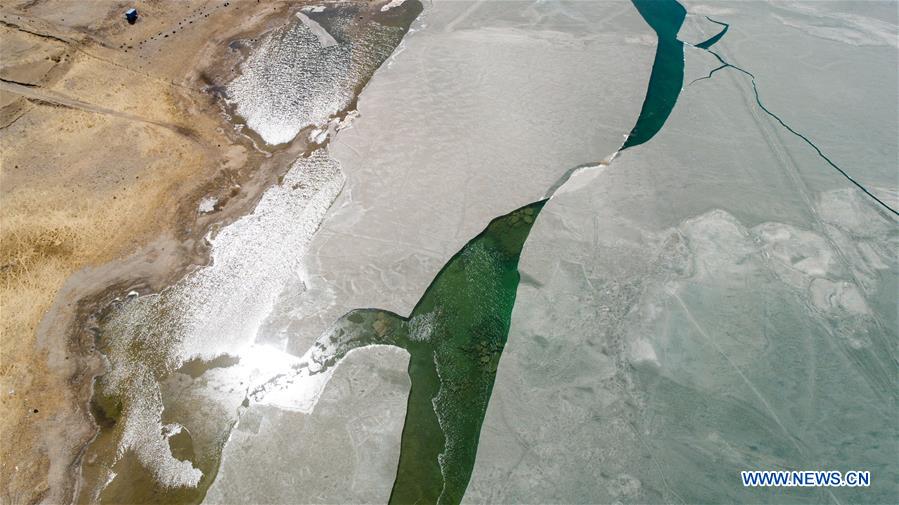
287, 0, 656, 353
205, 345, 411, 504
465, 2, 898, 501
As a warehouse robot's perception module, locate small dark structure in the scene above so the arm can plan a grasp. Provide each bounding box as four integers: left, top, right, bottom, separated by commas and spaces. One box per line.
125, 8, 138, 25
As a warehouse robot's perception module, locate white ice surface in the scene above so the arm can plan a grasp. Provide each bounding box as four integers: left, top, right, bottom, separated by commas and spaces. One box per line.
99, 151, 344, 490
465, 3, 898, 501
204, 345, 411, 504
227, 9, 404, 145
208, 1, 656, 500
280, 0, 656, 354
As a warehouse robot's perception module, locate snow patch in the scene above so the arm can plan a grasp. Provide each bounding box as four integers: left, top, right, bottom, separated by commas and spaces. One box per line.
381, 0, 407, 12
198, 196, 218, 214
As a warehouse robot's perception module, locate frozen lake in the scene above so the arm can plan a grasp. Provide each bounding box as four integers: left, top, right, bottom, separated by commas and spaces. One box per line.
81, 0, 896, 503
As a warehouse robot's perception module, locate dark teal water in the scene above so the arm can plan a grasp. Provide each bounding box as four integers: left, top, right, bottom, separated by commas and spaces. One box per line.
695, 35, 899, 216
314, 201, 546, 505
695, 17, 729, 49
327, 0, 897, 502
621, 0, 686, 150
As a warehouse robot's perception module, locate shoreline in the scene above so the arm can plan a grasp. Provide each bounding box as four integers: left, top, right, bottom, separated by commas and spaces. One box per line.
1, 1, 321, 502
6, 1, 424, 503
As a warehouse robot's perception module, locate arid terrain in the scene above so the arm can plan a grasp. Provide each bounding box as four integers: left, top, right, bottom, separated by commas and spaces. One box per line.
0, 1, 316, 502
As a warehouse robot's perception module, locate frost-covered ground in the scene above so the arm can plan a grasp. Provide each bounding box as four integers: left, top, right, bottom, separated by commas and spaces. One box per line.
81, 3, 419, 502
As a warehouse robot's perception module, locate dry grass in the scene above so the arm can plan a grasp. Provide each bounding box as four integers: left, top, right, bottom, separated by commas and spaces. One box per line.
1, 190, 118, 347
0, 187, 152, 461
0, 1, 281, 499
0, 104, 216, 500
0, 191, 104, 501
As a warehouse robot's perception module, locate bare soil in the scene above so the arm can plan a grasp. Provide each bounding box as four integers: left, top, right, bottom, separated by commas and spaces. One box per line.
0, 1, 318, 503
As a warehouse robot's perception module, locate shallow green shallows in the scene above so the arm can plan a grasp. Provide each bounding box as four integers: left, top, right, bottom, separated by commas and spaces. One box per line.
622, 0, 686, 150
317, 200, 546, 504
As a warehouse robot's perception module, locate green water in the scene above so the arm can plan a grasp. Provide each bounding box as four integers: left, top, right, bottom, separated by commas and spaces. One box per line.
315, 201, 546, 504
621, 0, 686, 150
311, 1, 899, 503
313, 4, 694, 503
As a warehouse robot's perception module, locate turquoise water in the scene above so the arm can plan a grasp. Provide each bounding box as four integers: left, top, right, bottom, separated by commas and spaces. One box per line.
621, 0, 686, 150
695, 17, 729, 50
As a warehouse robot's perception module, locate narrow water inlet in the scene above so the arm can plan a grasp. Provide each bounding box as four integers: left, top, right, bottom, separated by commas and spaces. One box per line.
311, 201, 546, 505
621, 0, 686, 150
695, 17, 729, 50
